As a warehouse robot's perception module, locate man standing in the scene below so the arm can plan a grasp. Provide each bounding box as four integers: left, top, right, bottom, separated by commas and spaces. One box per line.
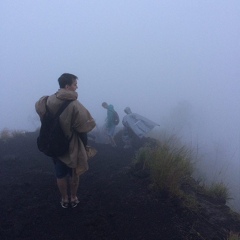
102, 102, 117, 147
35, 73, 96, 208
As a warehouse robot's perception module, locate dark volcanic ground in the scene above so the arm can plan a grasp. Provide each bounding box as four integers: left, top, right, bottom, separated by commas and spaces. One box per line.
0, 134, 240, 240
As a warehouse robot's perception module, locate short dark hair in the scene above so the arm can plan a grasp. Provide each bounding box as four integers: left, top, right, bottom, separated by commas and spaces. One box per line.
58, 73, 78, 88
102, 102, 108, 108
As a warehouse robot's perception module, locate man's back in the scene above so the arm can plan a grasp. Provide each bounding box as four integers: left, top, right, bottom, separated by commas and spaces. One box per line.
35, 73, 96, 208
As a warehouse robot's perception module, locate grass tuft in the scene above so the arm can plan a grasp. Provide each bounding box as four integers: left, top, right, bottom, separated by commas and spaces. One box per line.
204, 182, 231, 204
133, 134, 231, 207
133, 135, 194, 196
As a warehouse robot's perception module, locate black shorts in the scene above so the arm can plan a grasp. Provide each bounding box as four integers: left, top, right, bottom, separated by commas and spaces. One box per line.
53, 158, 72, 179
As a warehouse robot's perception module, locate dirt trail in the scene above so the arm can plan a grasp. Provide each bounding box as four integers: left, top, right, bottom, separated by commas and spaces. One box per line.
0, 137, 239, 239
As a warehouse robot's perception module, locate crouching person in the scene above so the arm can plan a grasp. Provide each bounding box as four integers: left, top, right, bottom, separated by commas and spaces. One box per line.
35, 73, 96, 208
122, 107, 159, 149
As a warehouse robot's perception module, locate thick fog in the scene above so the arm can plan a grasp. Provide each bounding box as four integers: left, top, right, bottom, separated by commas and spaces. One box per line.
1, 1, 240, 211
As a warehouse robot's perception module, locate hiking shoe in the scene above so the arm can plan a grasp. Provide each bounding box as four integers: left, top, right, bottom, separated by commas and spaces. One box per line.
60, 201, 69, 208
70, 199, 79, 208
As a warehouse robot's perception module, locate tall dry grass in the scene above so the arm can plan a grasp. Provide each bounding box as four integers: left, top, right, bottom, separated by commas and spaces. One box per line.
134, 134, 230, 203
134, 135, 194, 196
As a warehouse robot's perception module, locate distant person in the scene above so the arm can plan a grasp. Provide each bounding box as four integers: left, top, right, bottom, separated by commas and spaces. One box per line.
35, 73, 96, 208
122, 107, 159, 149
102, 102, 117, 147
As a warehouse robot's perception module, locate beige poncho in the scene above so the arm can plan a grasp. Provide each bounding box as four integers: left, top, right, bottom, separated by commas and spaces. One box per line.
35, 89, 96, 177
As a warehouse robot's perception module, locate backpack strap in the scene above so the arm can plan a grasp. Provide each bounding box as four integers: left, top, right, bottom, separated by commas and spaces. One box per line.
54, 100, 72, 118
55, 101, 74, 142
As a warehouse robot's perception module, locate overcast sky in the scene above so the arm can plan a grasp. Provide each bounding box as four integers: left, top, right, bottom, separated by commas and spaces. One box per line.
1, 1, 240, 210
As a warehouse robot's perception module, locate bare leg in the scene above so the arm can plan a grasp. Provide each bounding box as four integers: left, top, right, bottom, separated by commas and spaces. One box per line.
70, 175, 80, 202
56, 177, 68, 202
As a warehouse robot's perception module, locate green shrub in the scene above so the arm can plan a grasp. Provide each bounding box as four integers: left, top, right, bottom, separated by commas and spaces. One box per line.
204, 182, 230, 203
151, 145, 193, 194
133, 144, 152, 169
134, 136, 194, 196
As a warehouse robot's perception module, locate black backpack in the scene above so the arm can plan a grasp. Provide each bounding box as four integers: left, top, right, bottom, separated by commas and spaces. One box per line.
37, 100, 72, 157
113, 110, 119, 125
